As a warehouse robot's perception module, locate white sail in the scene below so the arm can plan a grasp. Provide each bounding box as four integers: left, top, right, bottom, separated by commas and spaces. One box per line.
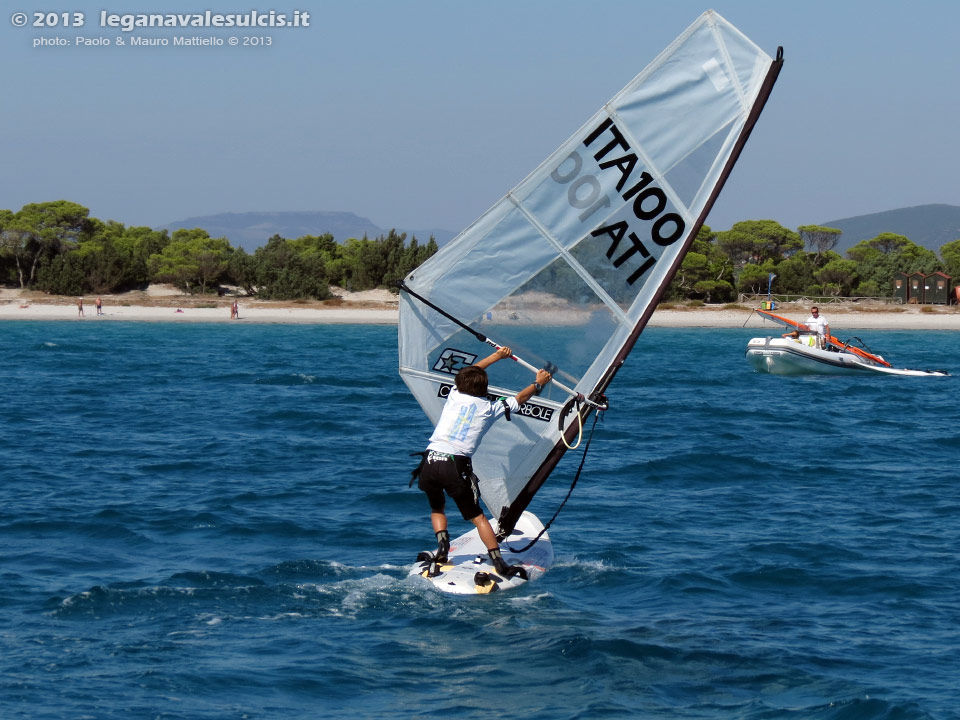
399, 10, 783, 533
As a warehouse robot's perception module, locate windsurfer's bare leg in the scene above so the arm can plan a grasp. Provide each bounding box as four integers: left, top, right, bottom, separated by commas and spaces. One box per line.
470, 514, 525, 579
431, 512, 447, 534
469, 513, 498, 551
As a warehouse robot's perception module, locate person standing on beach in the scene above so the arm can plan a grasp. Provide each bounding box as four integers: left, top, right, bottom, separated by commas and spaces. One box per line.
96, 297, 103, 315
77, 297, 84, 317
804, 306, 829, 349
411, 345, 552, 578
232, 300, 240, 319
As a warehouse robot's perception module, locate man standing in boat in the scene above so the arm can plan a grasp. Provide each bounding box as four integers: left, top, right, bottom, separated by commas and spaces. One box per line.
805, 306, 830, 349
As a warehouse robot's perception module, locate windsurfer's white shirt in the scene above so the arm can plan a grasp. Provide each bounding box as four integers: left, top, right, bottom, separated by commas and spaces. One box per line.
427, 388, 520, 457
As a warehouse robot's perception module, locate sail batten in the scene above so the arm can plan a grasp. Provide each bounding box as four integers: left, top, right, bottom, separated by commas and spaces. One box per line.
709, 18, 749, 112
399, 10, 783, 536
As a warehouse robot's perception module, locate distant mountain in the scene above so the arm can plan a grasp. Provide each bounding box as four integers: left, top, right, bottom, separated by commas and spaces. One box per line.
158, 211, 456, 251
822, 204, 960, 255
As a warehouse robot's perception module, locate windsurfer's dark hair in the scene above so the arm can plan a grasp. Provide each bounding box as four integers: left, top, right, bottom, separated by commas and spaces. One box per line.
455, 366, 488, 397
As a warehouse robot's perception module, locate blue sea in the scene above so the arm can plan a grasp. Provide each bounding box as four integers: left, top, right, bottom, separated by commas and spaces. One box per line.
1, 320, 958, 720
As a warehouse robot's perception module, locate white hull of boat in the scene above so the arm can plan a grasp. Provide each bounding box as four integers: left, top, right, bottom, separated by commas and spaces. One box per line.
745, 337, 947, 377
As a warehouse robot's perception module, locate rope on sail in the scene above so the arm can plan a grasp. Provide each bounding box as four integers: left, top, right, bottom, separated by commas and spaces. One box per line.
561, 407, 583, 450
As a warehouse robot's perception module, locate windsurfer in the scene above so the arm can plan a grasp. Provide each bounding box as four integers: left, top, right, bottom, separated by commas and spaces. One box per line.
413, 345, 552, 578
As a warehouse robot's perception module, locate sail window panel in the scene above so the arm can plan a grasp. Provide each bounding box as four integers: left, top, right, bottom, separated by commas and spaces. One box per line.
661, 121, 731, 210
473, 420, 558, 518
404, 199, 517, 294
613, 39, 744, 183
398, 301, 440, 372
566, 190, 682, 315
477, 263, 620, 393
399, 203, 520, 371
425, 208, 559, 341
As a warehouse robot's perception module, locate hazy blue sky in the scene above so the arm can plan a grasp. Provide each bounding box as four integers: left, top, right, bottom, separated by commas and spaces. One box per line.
2, 1, 958, 237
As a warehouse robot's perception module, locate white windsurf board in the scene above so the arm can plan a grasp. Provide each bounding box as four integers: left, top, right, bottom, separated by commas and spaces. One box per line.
409, 511, 553, 595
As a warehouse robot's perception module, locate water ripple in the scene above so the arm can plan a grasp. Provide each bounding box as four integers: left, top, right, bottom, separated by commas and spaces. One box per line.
1, 323, 957, 719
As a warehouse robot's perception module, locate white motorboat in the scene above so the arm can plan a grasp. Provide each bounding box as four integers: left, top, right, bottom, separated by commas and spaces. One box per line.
747, 335, 881, 375
746, 310, 948, 377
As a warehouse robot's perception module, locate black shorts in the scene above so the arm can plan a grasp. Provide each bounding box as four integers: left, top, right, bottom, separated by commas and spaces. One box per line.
417, 450, 483, 521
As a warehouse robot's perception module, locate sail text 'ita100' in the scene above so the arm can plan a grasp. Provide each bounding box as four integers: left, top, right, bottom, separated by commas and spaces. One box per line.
398, 10, 783, 536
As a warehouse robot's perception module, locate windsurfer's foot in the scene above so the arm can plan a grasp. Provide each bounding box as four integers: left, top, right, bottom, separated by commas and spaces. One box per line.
487, 547, 528, 580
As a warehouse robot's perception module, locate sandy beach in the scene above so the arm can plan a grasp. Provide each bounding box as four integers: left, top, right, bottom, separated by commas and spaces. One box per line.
0, 286, 400, 325
3, 286, 960, 330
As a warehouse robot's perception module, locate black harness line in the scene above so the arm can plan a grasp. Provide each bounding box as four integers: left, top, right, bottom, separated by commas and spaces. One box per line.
397, 279, 492, 345
506, 409, 601, 555
408, 451, 427, 487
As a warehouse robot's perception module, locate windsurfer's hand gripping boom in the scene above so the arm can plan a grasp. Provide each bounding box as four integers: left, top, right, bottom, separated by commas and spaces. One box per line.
398, 281, 607, 410
477, 340, 599, 408
475, 346, 554, 405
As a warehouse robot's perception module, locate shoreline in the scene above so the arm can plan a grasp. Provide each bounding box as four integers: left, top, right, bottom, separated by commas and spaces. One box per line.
4, 303, 960, 330
0, 302, 399, 325
3, 290, 960, 329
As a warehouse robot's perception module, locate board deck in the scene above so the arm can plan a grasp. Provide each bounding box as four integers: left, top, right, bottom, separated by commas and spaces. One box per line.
409, 511, 553, 595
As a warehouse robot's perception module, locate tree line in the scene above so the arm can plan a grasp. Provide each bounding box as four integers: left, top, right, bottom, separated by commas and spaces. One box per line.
666, 220, 960, 303
0, 201, 438, 299
2, 201, 958, 302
